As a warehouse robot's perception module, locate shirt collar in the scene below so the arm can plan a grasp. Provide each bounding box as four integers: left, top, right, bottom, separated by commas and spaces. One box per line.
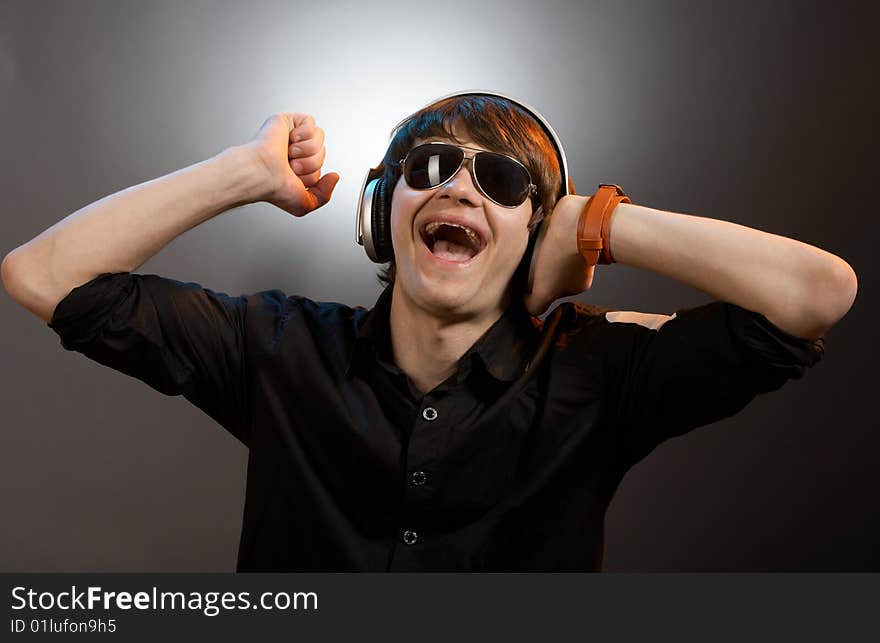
346, 285, 538, 384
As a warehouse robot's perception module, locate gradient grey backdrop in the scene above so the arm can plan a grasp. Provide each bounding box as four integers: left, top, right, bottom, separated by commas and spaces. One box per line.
1, 0, 876, 571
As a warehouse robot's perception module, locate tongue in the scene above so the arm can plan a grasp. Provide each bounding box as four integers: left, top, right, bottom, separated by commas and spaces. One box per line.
433, 239, 475, 261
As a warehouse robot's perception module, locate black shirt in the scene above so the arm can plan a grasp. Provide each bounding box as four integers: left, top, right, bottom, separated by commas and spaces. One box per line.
47, 272, 825, 571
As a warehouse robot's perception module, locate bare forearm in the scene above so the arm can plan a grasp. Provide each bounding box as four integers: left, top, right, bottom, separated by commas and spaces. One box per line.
2, 145, 265, 322
608, 202, 858, 339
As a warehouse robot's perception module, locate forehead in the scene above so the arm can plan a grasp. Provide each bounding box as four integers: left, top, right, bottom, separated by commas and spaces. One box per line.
412, 122, 488, 151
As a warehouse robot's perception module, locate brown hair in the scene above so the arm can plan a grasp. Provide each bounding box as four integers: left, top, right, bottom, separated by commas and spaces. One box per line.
376, 94, 568, 288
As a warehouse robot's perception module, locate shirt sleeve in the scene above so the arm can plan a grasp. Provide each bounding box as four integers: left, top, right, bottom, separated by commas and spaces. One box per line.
47, 272, 251, 445
596, 300, 825, 468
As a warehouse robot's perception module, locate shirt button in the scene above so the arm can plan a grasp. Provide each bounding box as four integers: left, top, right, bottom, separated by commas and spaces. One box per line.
402, 530, 419, 545
422, 407, 438, 421
411, 470, 427, 486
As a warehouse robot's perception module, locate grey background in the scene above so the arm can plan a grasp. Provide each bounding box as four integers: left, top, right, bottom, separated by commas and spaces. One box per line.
0, 0, 876, 571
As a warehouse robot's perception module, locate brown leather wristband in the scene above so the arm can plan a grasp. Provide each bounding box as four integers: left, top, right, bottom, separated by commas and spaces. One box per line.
577, 183, 631, 266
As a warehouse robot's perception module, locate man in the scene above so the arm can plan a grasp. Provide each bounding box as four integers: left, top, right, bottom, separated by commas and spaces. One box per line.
0, 92, 857, 571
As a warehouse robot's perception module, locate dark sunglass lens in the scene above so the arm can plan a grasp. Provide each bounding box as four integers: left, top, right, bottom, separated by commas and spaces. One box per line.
474, 153, 530, 206
404, 144, 463, 189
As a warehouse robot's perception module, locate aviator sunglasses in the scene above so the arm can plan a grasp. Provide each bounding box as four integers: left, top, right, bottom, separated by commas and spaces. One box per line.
399, 142, 538, 208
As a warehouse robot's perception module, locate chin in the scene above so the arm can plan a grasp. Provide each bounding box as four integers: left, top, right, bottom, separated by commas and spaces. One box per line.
394, 269, 483, 318
418, 276, 482, 314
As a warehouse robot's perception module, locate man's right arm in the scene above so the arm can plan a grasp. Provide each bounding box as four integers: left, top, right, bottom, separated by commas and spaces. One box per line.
1, 112, 339, 323
1, 146, 264, 323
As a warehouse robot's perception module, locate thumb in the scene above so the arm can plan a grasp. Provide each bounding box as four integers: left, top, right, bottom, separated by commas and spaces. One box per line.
307, 172, 340, 209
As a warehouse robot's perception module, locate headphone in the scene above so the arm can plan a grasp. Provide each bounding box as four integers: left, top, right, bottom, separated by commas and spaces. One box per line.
355, 89, 573, 293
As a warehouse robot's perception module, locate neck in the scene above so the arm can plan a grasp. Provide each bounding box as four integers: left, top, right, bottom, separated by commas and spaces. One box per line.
389, 282, 508, 395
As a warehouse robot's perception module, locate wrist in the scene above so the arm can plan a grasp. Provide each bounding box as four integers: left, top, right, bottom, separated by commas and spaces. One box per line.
552, 194, 590, 258
215, 144, 273, 208
576, 185, 630, 266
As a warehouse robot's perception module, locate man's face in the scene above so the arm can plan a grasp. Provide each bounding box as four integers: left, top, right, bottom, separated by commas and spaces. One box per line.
389, 125, 533, 319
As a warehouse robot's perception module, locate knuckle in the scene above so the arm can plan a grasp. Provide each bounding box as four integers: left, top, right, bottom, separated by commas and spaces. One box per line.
309, 152, 326, 172
258, 114, 279, 132
296, 157, 316, 173
292, 138, 314, 152
296, 143, 312, 156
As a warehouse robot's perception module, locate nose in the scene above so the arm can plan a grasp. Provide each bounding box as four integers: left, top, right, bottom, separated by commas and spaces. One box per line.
436, 157, 482, 207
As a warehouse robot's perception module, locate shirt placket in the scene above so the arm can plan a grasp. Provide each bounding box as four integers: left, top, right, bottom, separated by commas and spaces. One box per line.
393, 390, 449, 551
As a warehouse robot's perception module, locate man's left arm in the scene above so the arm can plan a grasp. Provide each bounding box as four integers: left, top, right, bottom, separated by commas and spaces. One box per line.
527, 196, 859, 340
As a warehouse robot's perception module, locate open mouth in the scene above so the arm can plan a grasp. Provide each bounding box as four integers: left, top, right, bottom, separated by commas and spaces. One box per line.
419, 221, 486, 263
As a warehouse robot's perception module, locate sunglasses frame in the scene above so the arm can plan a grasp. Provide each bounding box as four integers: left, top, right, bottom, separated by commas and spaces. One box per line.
398, 142, 538, 208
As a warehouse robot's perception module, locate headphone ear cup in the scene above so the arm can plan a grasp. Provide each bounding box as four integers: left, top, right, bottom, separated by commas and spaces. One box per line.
371, 177, 394, 263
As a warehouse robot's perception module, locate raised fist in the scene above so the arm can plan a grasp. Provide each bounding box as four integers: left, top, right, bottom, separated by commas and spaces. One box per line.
244, 112, 340, 217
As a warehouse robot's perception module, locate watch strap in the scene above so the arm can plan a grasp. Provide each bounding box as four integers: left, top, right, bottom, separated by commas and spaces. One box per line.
577, 183, 630, 266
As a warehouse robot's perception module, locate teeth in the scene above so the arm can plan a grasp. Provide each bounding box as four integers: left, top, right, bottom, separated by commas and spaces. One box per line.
424, 221, 481, 248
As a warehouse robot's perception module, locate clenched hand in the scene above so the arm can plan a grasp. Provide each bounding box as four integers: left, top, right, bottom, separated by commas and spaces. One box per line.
245, 112, 340, 217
